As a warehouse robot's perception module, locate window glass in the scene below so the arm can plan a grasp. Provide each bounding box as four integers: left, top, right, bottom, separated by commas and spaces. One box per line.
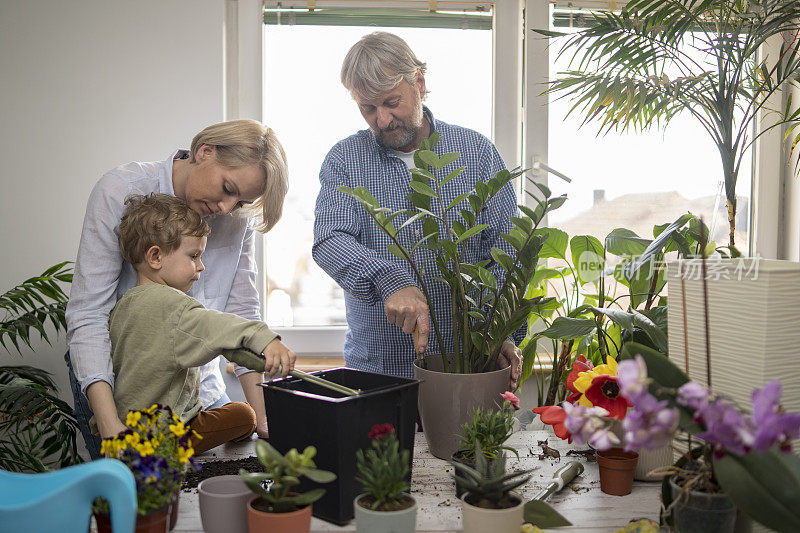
545, 14, 751, 308
263, 22, 492, 326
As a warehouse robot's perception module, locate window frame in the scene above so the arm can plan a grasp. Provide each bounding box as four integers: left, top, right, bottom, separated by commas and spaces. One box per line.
227, 0, 787, 358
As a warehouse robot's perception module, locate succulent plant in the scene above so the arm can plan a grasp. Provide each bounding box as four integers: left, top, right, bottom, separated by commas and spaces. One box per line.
451, 443, 533, 508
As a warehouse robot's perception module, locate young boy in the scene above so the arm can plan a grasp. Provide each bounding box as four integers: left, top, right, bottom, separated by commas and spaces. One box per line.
94, 193, 295, 453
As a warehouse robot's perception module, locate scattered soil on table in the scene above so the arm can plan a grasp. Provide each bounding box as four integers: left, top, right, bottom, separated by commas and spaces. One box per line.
182, 457, 261, 491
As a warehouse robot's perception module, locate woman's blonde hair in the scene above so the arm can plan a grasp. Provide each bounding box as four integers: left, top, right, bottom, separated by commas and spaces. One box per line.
189, 119, 288, 233
341, 32, 427, 100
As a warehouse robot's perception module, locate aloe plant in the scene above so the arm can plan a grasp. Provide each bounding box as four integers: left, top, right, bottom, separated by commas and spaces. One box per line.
0, 261, 82, 472
451, 443, 533, 508
239, 440, 336, 513
535, 0, 800, 253
339, 132, 563, 374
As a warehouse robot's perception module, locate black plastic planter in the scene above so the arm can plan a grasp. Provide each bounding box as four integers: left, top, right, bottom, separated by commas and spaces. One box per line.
261, 367, 420, 525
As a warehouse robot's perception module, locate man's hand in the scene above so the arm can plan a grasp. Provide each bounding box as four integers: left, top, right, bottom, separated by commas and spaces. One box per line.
261, 338, 297, 378
498, 340, 522, 390
384, 286, 429, 354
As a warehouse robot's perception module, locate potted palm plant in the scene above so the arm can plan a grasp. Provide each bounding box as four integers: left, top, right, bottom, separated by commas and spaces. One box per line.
0, 261, 82, 473
535, 0, 800, 253
353, 423, 416, 533
239, 440, 336, 533
339, 133, 564, 458
534, 0, 800, 453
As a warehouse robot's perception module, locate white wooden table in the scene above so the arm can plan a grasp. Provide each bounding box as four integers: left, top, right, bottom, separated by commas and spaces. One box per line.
168, 429, 662, 533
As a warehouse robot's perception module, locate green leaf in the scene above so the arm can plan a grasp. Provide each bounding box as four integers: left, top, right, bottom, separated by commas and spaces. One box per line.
626, 214, 693, 280
714, 450, 800, 532
570, 235, 604, 285
387, 244, 408, 261
539, 317, 597, 340
456, 224, 488, 244
442, 166, 466, 187
605, 228, 651, 256
490, 247, 514, 271
438, 152, 460, 169
534, 228, 569, 259
285, 488, 327, 506
302, 467, 337, 484
409, 181, 437, 198
619, 342, 687, 390
416, 150, 439, 169
447, 192, 471, 211
524, 499, 572, 528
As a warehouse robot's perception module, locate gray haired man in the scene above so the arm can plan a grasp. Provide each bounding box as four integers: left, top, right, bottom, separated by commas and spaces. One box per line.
313, 32, 523, 388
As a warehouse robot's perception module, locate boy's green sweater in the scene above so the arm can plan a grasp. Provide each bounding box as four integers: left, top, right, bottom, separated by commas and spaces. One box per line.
100, 283, 276, 429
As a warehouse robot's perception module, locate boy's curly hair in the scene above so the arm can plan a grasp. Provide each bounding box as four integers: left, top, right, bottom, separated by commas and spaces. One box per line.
118, 194, 211, 265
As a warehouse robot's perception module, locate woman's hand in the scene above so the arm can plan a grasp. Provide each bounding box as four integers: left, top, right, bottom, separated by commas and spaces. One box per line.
261, 338, 297, 378
86, 381, 128, 439
498, 340, 522, 391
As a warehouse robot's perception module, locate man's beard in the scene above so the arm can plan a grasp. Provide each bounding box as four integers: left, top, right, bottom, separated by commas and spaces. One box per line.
373, 98, 423, 150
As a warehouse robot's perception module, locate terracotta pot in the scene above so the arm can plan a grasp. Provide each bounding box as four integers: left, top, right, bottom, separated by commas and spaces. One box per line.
198, 475, 252, 533
168, 490, 179, 530
96, 505, 169, 533
413, 354, 510, 459
353, 493, 417, 533
669, 478, 736, 533
247, 496, 312, 533
596, 448, 638, 496
460, 491, 524, 533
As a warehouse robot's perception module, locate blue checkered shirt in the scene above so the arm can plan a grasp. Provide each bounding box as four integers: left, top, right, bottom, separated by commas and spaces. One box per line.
313, 108, 522, 378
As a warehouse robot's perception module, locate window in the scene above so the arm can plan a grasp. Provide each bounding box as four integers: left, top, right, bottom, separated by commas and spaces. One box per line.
542, 3, 751, 252
262, 5, 495, 332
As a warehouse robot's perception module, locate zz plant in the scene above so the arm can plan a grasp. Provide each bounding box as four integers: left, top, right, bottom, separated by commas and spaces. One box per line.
0, 261, 82, 472
339, 132, 563, 374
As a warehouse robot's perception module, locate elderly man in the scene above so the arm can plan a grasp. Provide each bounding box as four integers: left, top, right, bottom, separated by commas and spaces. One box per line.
313, 32, 523, 388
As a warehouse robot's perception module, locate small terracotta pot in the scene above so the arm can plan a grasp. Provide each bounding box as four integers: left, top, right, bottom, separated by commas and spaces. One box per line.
596, 448, 638, 496
247, 496, 312, 533
96, 505, 170, 533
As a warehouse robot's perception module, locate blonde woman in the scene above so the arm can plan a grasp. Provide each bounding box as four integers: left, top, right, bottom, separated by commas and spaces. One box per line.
66, 119, 294, 457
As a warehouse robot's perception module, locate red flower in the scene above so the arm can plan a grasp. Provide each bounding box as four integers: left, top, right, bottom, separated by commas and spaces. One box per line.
532, 406, 572, 443
368, 423, 394, 440
501, 392, 520, 409
584, 375, 629, 420
565, 355, 594, 404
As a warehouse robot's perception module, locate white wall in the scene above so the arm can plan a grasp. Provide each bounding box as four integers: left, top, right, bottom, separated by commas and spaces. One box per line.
0, 1, 225, 423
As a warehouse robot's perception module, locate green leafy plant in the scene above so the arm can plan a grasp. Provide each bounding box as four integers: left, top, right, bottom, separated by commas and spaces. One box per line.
521, 213, 713, 405
455, 392, 519, 464
239, 440, 336, 513
339, 132, 563, 374
355, 423, 412, 511
534, 0, 800, 253
451, 443, 533, 509
0, 261, 82, 472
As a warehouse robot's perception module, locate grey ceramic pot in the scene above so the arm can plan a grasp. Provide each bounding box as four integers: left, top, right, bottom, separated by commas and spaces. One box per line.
413, 354, 510, 459
198, 475, 252, 533
353, 493, 417, 533
669, 479, 736, 533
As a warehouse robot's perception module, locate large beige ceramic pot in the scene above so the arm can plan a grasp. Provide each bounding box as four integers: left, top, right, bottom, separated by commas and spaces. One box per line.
460, 492, 524, 533
413, 354, 510, 459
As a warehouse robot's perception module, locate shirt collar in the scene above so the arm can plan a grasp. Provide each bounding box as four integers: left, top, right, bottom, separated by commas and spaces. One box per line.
159, 149, 189, 196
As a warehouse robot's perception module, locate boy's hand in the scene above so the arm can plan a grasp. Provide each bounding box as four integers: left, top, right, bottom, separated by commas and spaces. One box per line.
262, 338, 297, 378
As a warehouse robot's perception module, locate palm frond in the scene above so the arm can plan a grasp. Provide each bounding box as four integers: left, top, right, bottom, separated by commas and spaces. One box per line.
0, 366, 83, 472
0, 262, 72, 356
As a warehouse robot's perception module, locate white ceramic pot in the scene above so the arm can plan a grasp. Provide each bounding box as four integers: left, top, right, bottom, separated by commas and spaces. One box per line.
666, 259, 800, 450
460, 492, 524, 533
634, 443, 674, 481
353, 493, 417, 533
